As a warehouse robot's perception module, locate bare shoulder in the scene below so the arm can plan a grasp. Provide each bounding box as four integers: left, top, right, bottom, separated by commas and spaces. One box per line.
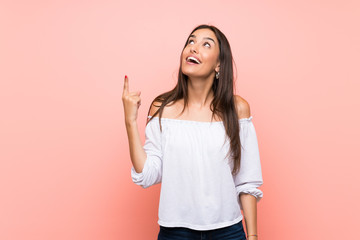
149, 100, 162, 117
234, 95, 251, 119
149, 99, 184, 118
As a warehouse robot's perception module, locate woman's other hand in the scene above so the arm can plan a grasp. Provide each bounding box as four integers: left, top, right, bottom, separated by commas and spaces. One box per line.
122, 75, 141, 124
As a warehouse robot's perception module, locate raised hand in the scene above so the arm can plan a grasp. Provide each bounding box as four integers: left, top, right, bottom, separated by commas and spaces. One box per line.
122, 75, 141, 124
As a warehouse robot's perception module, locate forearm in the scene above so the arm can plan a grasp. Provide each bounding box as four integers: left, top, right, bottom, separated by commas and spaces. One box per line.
239, 193, 258, 239
125, 120, 146, 173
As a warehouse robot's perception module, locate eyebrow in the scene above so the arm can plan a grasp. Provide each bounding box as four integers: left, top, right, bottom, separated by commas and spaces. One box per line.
189, 34, 216, 45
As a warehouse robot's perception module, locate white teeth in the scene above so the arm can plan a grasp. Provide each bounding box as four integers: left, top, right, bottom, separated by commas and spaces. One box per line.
187, 56, 200, 64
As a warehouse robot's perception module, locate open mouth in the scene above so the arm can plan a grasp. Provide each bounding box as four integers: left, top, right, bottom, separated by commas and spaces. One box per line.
186, 56, 201, 64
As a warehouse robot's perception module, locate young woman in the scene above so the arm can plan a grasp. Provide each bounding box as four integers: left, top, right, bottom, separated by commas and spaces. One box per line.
122, 24, 263, 240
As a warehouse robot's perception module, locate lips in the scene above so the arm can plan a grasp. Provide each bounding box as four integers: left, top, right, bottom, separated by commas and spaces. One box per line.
186, 55, 201, 64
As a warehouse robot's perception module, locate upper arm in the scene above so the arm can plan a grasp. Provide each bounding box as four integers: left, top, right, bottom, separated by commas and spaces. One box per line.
234, 95, 251, 119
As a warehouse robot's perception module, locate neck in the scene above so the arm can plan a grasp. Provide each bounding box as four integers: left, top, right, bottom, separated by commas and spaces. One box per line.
187, 75, 214, 109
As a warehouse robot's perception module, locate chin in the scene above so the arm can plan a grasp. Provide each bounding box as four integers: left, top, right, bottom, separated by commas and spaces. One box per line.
182, 68, 207, 79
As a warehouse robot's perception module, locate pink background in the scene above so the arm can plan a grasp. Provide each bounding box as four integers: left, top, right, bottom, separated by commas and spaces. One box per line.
1, 0, 359, 239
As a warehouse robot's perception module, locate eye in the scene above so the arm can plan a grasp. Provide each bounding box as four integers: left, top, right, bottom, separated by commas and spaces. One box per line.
188, 39, 194, 45
204, 42, 211, 48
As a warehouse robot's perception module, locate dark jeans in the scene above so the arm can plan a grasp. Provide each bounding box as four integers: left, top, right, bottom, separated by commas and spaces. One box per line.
157, 220, 247, 240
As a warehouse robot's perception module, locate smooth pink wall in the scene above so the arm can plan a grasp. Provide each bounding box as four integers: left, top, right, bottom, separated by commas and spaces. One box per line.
1, 1, 359, 239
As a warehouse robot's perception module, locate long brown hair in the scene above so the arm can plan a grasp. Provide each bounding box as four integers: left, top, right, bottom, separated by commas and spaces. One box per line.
146, 24, 241, 175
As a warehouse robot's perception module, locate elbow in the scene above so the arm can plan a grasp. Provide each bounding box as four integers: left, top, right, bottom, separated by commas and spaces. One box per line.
130, 155, 162, 189
236, 181, 263, 202
239, 189, 263, 202
131, 168, 152, 189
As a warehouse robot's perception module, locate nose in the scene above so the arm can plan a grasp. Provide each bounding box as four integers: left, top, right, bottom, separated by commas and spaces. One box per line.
190, 44, 198, 53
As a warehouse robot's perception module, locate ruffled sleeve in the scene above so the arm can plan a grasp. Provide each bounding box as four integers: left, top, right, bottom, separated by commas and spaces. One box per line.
233, 116, 263, 210
131, 116, 163, 188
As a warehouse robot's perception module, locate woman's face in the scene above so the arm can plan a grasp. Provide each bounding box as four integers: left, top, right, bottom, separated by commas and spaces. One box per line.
181, 28, 220, 80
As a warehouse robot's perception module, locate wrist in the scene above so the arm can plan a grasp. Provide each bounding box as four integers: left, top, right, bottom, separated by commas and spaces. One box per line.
247, 234, 258, 239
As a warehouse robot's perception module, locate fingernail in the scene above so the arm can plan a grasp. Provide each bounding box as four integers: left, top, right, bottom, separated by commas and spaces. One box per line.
125, 75, 127, 79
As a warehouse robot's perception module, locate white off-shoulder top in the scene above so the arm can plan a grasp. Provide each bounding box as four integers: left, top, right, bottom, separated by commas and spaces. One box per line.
131, 115, 263, 231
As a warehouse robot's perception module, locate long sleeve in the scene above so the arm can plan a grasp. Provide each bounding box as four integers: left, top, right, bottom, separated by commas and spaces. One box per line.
233, 116, 263, 210
131, 117, 163, 188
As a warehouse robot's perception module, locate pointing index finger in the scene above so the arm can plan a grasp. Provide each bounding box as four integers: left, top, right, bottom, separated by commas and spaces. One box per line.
123, 75, 129, 94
